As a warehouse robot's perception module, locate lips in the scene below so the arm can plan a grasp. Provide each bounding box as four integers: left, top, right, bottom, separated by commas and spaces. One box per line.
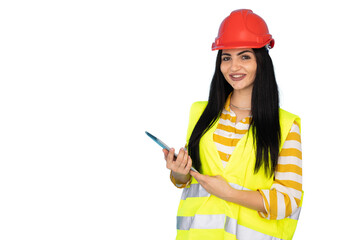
229, 73, 246, 81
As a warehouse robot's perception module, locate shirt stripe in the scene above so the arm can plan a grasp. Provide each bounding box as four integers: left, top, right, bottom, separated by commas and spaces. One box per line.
286, 132, 301, 142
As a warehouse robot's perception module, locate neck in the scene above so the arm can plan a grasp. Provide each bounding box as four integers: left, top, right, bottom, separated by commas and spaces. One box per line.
231, 88, 252, 109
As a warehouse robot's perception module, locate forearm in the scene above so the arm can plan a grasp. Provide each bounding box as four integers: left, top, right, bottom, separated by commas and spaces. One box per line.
189, 171, 266, 213
222, 188, 266, 213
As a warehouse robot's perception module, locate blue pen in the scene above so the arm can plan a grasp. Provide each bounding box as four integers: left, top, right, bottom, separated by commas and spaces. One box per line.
145, 131, 198, 172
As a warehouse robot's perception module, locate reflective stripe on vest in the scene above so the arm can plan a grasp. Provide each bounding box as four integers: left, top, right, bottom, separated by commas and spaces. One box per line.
178, 214, 283, 240
181, 183, 301, 219
181, 182, 249, 200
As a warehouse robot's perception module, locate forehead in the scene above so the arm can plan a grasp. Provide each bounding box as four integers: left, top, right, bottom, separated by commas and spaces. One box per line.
222, 48, 254, 54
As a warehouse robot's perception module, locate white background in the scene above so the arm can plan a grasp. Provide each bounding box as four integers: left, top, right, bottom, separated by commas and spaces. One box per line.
1, 0, 359, 239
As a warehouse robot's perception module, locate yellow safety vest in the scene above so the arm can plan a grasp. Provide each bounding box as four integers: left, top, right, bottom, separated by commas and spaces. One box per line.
176, 101, 303, 240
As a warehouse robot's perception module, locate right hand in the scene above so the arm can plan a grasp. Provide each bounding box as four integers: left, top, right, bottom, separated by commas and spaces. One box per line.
163, 147, 192, 176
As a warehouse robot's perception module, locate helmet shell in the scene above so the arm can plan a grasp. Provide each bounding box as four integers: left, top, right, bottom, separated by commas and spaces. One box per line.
212, 9, 274, 50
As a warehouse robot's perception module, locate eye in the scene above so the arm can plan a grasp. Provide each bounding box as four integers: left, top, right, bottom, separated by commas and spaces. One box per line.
241, 54, 251, 60
222, 56, 231, 61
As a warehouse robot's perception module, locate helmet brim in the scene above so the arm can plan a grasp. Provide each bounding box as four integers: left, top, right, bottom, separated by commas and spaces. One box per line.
212, 39, 274, 51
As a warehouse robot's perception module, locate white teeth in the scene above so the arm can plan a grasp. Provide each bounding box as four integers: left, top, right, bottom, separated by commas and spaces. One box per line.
232, 74, 244, 78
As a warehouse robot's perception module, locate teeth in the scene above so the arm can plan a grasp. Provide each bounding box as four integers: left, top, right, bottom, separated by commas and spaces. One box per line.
232, 74, 244, 78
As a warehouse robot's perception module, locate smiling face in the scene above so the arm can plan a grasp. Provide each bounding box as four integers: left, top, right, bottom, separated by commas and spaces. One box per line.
220, 48, 257, 92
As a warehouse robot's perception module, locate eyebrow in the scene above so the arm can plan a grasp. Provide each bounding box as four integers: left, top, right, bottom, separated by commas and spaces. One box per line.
221, 50, 254, 56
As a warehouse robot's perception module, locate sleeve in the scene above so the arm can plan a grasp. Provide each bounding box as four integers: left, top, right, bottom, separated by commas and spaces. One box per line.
170, 170, 192, 188
258, 121, 302, 220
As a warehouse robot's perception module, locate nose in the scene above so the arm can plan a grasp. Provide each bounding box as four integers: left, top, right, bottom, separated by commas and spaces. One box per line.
230, 59, 242, 72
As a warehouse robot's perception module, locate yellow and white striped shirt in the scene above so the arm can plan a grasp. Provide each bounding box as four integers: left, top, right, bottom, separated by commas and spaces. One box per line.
214, 94, 302, 220
171, 95, 302, 220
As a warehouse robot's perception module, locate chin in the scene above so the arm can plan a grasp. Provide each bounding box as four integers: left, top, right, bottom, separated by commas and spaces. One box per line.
232, 83, 253, 92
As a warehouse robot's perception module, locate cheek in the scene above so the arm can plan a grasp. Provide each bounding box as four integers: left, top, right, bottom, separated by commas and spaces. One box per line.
249, 63, 257, 78
220, 63, 231, 81
252, 67, 257, 78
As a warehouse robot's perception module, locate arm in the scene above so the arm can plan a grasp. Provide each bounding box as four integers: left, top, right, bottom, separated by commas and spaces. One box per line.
258, 121, 302, 220
226, 188, 266, 213
190, 170, 266, 213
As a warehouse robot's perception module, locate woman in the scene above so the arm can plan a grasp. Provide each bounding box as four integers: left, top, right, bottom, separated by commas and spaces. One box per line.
163, 9, 302, 240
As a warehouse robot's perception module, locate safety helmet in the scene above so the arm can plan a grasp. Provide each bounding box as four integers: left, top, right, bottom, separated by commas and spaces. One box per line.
212, 9, 274, 50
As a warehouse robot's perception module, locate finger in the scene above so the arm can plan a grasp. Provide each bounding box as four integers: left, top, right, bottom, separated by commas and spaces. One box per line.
167, 148, 175, 161
174, 148, 185, 169
179, 149, 188, 169
166, 148, 175, 169
184, 155, 192, 172
162, 149, 169, 160
214, 175, 225, 181
190, 170, 203, 181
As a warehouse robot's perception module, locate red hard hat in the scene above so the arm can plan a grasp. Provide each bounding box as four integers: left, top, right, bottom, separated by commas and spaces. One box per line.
212, 9, 275, 50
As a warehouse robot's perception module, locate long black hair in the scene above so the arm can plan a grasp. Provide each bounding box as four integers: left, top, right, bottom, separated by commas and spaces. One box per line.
187, 47, 280, 177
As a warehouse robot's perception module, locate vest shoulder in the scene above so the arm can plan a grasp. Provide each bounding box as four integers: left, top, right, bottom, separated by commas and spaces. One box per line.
186, 101, 208, 142
190, 101, 208, 114
279, 108, 301, 126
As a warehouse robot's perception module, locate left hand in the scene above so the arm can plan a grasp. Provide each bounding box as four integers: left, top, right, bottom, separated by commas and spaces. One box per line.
190, 170, 233, 200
